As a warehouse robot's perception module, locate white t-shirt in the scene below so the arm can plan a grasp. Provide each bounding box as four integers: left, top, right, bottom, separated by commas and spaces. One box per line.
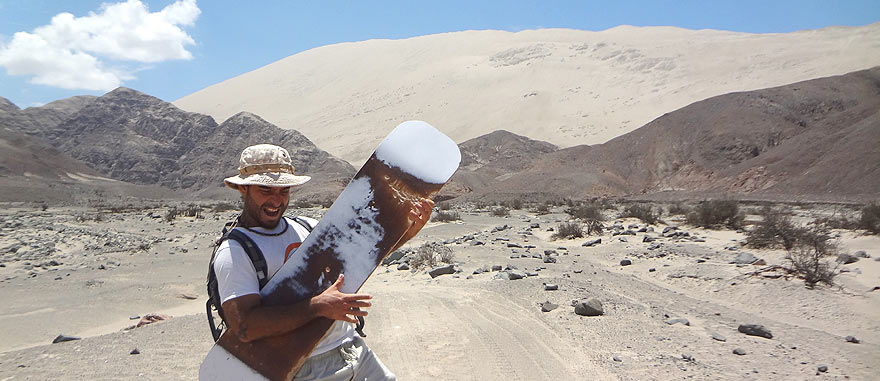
213, 216, 355, 356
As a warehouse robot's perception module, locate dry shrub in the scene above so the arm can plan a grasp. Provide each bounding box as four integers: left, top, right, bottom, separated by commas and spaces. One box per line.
434, 210, 461, 222
503, 199, 523, 210
859, 203, 880, 234
565, 204, 604, 221
211, 202, 238, 213
585, 219, 604, 235
619, 204, 659, 225
667, 202, 689, 215
747, 207, 801, 250
409, 242, 455, 269
788, 227, 840, 288
552, 222, 584, 240
686, 199, 744, 229
534, 203, 550, 215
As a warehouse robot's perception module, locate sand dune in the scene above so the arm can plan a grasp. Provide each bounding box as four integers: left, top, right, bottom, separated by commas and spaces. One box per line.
175, 24, 880, 164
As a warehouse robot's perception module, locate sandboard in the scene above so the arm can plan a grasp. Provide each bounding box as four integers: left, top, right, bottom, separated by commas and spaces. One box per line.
199, 121, 461, 380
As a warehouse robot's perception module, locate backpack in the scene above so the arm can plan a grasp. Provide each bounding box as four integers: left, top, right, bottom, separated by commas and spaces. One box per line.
206, 216, 315, 341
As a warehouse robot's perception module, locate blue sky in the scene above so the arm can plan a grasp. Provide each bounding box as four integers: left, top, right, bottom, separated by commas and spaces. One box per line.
1, 0, 878, 108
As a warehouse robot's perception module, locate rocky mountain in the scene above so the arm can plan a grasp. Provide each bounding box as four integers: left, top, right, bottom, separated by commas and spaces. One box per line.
442, 130, 557, 198
175, 23, 880, 164
0, 95, 96, 137
471, 67, 880, 202
0, 97, 19, 113
3, 88, 354, 203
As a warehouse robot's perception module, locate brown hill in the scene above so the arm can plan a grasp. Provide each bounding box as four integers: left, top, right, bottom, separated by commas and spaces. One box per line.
441, 130, 557, 198
474, 67, 880, 202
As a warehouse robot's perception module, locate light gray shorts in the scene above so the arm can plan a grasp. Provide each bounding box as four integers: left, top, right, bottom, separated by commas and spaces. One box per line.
294, 336, 396, 381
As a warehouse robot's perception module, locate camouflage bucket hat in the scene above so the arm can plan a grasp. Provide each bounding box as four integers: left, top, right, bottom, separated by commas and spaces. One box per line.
224, 144, 311, 189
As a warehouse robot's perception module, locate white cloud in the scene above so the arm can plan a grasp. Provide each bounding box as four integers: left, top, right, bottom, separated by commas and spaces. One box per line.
0, 0, 199, 91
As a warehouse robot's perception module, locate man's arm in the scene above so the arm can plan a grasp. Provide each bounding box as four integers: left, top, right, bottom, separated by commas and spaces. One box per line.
222, 274, 370, 343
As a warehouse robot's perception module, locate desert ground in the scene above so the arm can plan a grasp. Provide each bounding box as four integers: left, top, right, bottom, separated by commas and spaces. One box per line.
0, 202, 878, 380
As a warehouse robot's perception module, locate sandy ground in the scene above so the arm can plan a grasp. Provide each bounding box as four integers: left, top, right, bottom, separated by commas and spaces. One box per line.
0, 205, 878, 380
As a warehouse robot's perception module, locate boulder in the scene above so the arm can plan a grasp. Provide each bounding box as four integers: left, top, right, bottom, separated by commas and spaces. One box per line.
541, 301, 558, 312
738, 324, 773, 339
428, 264, 456, 278
836, 253, 859, 264
544, 283, 558, 291
574, 298, 604, 316
664, 318, 690, 326
582, 238, 601, 247
731, 252, 759, 265
620, 259, 632, 266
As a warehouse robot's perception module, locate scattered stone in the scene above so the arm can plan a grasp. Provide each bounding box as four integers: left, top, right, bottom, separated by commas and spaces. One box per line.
696, 259, 706, 263
178, 293, 198, 300
581, 238, 601, 247
664, 318, 690, 326
470, 240, 485, 246
429, 264, 456, 278
612, 355, 622, 362
129, 315, 141, 320
619, 259, 632, 266
98, 264, 106, 270
532, 253, 542, 259
541, 301, 559, 312
573, 269, 583, 274
817, 364, 828, 373
530, 223, 540, 229
382, 250, 406, 265
662, 226, 678, 234
845, 336, 860, 344
854, 250, 869, 258
836, 253, 859, 264
752, 259, 766, 266
491, 265, 502, 271
574, 298, 604, 316
525, 270, 539, 277
648, 268, 656, 272
711, 334, 726, 342
544, 283, 558, 291
731, 252, 758, 265
618, 237, 628, 243
738, 324, 773, 339
733, 348, 746, 355
642, 236, 655, 243
466, 275, 473, 280
130, 348, 140, 355
544, 249, 557, 255
507, 243, 522, 248
136, 313, 171, 328
397, 263, 410, 271
52, 334, 81, 344
648, 242, 661, 250
543, 256, 557, 264
681, 353, 694, 362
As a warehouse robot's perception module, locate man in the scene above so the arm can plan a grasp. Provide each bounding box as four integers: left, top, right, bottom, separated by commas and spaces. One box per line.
214, 144, 432, 380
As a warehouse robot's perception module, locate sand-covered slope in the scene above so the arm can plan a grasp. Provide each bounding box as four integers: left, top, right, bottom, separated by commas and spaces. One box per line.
175, 24, 880, 164
477, 67, 880, 201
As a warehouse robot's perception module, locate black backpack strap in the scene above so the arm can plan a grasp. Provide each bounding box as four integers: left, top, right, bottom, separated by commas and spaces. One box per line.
226, 229, 270, 290
291, 216, 315, 232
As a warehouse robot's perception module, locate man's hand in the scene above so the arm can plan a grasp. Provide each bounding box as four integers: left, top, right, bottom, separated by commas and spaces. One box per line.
392, 198, 434, 252
312, 274, 372, 324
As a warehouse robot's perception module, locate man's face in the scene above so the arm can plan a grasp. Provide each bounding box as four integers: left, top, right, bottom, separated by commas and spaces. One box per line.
239, 185, 291, 229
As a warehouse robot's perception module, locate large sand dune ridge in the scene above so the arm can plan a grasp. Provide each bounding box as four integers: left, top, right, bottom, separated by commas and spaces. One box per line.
175, 24, 880, 164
